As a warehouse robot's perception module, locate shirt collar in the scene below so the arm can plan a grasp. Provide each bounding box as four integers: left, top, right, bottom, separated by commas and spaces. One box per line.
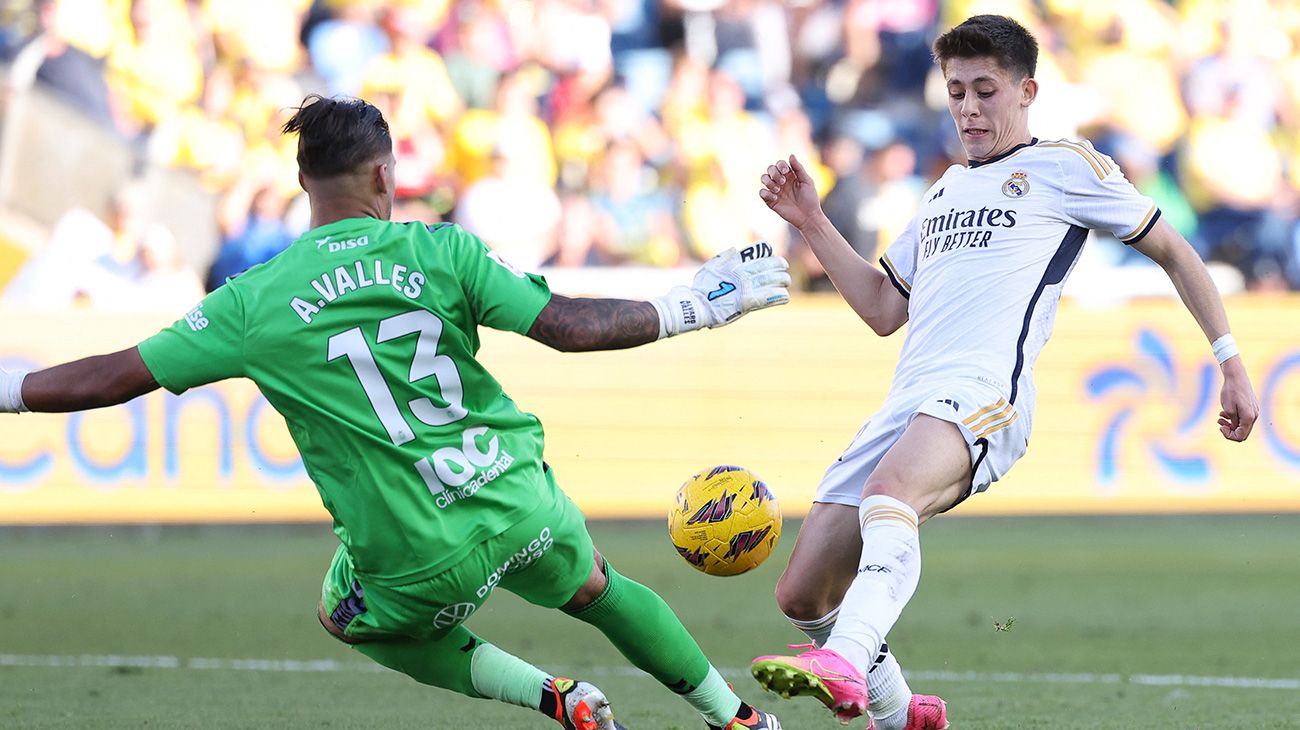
968, 138, 1038, 168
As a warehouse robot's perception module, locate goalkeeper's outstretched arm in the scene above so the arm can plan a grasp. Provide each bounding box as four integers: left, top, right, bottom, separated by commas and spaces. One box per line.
527, 295, 661, 352
527, 242, 791, 353
1, 347, 159, 414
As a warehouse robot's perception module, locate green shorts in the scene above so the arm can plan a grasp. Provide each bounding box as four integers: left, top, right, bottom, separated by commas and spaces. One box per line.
321, 467, 595, 642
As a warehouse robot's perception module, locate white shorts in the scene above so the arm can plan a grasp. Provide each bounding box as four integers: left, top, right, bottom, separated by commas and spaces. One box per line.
814, 377, 1031, 509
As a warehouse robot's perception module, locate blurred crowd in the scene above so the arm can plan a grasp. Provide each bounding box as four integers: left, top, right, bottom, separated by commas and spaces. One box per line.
2, 0, 1300, 307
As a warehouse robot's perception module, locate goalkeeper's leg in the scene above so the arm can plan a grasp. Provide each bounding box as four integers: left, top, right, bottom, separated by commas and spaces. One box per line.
556, 551, 772, 729
319, 603, 621, 729
501, 475, 777, 729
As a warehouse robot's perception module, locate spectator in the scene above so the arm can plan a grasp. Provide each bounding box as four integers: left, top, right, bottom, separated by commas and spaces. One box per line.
306, 1, 387, 96
447, 67, 555, 192
3, 182, 174, 308
589, 138, 683, 265
207, 181, 296, 291
454, 142, 562, 271
1, 0, 1298, 297
362, 3, 463, 134
4, 0, 116, 128
135, 224, 205, 309
819, 134, 874, 259
442, 3, 513, 110
533, 0, 613, 124
1077, 13, 1186, 154
1180, 86, 1283, 271
105, 0, 205, 130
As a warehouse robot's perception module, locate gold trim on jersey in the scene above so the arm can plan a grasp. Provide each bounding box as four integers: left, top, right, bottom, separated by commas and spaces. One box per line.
962, 399, 1008, 427
881, 252, 912, 292
1038, 140, 1114, 180
1119, 204, 1159, 243
967, 402, 1016, 435
976, 411, 1019, 439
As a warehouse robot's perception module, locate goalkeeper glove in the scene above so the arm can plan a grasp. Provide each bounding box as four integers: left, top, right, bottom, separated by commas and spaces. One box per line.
650, 242, 791, 339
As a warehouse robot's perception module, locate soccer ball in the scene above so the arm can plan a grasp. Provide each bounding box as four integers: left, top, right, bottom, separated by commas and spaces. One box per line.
668, 465, 782, 577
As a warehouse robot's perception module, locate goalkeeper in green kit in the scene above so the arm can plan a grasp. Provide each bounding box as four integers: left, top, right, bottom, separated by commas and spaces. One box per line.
0, 96, 789, 730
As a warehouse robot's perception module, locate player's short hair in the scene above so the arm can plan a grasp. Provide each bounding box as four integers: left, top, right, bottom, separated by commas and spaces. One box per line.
281, 95, 392, 179
932, 15, 1038, 80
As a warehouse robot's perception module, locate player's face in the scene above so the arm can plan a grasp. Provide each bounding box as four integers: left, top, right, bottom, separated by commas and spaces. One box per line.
943, 56, 1036, 162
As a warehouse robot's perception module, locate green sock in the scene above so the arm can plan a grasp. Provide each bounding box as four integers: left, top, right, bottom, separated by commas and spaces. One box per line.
567, 562, 741, 726
354, 627, 485, 698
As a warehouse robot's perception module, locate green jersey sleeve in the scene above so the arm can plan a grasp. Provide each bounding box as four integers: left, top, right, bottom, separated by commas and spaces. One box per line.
137, 283, 247, 394
443, 224, 551, 334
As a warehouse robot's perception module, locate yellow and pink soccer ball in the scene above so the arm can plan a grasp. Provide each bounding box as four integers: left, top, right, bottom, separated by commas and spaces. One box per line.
668, 465, 782, 577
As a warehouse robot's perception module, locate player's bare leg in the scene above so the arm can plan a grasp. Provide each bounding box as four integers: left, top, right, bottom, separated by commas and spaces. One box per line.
775, 502, 861, 643
755, 415, 964, 725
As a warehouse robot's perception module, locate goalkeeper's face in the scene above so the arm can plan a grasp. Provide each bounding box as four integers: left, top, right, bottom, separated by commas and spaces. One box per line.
943, 55, 1037, 162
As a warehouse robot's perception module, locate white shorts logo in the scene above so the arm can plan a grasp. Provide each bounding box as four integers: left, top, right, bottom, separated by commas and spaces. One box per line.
432, 602, 477, 629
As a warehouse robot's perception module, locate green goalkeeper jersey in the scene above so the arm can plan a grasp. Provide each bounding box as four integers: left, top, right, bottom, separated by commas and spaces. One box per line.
138, 219, 553, 585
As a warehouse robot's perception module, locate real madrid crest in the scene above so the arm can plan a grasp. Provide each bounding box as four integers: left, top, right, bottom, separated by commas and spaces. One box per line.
1002, 170, 1030, 198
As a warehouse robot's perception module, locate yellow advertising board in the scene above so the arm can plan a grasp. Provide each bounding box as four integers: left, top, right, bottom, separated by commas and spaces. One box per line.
1, 295, 1298, 523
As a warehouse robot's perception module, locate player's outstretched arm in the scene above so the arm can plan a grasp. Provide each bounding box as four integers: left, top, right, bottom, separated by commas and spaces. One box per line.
0, 347, 159, 414
527, 295, 661, 352
527, 242, 791, 352
760, 155, 908, 335
1131, 218, 1259, 441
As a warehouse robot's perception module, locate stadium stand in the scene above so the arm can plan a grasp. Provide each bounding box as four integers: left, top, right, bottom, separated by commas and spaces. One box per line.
0, 0, 1297, 305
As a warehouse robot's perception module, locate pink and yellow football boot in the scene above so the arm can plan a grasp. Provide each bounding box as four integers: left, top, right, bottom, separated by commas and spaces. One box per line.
750, 644, 868, 725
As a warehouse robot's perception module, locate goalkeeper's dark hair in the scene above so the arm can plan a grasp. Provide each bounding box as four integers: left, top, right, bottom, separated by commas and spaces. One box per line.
932, 15, 1038, 80
281, 94, 392, 179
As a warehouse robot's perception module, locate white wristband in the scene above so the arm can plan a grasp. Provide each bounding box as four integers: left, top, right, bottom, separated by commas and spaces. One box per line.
1212, 334, 1239, 365
649, 287, 707, 340
1, 368, 30, 413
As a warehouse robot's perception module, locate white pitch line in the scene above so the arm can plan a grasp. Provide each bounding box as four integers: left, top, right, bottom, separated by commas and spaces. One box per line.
3, 654, 1298, 691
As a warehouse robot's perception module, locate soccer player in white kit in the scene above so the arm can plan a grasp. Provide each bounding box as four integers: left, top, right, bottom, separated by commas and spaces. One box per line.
749, 14, 1260, 730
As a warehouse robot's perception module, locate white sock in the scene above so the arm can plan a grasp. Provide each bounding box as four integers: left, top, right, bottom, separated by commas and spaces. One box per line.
822, 495, 921, 676
785, 606, 840, 647
868, 644, 913, 730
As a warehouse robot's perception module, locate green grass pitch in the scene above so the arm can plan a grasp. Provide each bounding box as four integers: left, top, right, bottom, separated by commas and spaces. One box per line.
3, 515, 1299, 729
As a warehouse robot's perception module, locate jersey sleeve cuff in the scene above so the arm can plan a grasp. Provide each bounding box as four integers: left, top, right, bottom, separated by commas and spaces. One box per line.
136, 337, 188, 395
879, 255, 912, 299
1119, 207, 1162, 246
512, 275, 553, 334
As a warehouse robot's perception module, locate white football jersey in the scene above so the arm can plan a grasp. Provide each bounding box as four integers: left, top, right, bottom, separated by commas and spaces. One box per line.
879, 138, 1160, 416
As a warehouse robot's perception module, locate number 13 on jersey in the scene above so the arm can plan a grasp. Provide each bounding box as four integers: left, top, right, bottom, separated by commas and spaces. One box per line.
327, 309, 468, 445
327, 310, 506, 500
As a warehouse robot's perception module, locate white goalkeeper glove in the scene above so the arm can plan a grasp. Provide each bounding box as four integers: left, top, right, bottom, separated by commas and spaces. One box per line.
0, 367, 30, 413
650, 242, 791, 339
